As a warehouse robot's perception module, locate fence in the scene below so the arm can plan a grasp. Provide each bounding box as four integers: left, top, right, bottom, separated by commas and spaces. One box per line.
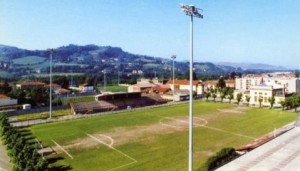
11, 100, 191, 127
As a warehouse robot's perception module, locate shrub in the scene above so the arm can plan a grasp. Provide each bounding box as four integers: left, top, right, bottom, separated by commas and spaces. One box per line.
203, 147, 239, 171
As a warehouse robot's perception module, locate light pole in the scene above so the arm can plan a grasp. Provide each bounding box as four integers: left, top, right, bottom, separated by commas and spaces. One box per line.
102, 70, 106, 92
117, 58, 120, 86
47, 48, 55, 119
171, 55, 176, 102
180, 4, 203, 171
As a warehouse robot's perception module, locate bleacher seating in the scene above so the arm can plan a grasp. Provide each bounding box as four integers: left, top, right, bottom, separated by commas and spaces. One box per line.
71, 92, 167, 114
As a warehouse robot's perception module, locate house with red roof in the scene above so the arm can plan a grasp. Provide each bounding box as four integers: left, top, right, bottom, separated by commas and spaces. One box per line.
0, 94, 18, 107
166, 79, 203, 96
16, 81, 45, 90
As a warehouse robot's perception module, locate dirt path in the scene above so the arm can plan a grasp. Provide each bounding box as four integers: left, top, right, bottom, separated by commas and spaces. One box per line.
0, 139, 12, 171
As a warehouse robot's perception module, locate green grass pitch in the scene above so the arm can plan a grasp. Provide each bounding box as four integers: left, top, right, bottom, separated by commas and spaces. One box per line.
29, 102, 297, 170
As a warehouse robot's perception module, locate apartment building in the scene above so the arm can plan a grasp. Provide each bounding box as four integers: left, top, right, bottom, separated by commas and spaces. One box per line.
234, 72, 299, 107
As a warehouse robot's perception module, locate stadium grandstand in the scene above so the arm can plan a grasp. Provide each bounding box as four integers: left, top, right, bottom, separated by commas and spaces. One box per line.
70, 92, 167, 114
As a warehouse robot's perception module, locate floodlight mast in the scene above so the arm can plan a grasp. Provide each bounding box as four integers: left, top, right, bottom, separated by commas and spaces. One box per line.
47, 48, 55, 119
171, 55, 176, 102
180, 4, 203, 171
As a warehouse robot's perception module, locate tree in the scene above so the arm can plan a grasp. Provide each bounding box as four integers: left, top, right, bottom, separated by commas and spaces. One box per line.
220, 93, 225, 103
246, 96, 250, 106
258, 97, 263, 108
228, 93, 233, 104
205, 92, 211, 101
279, 100, 286, 110
184, 70, 198, 80
268, 96, 275, 109
0, 80, 12, 94
53, 76, 69, 89
290, 93, 300, 112
236, 93, 242, 105
212, 93, 217, 102
217, 77, 226, 89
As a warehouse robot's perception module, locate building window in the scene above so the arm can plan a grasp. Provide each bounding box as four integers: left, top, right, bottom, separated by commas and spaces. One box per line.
254, 96, 257, 102
264, 97, 267, 103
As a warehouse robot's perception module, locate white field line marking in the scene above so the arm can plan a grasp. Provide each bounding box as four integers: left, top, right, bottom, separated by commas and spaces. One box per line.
159, 117, 254, 140
51, 139, 74, 159
202, 126, 255, 140
107, 161, 137, 171
98, 134, 114, 147
162, 117, 208, 127
86, 134, 137, 171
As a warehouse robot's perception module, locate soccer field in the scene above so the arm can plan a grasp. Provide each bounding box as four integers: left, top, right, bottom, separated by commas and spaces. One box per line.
29, 102, 297, 171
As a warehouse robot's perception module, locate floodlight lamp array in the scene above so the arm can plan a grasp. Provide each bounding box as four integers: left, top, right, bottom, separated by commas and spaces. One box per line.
180, 4, 203, 18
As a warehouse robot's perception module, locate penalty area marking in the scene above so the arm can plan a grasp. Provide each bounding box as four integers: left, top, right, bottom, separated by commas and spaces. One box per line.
159, 116, 255, 140
51, 139, 74, 159
86, 133, 137, 171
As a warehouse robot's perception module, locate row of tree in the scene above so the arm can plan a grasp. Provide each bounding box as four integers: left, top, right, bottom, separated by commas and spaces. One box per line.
0, 112, 48, 170
280, 93, 300, 111
204, 86, 300, 112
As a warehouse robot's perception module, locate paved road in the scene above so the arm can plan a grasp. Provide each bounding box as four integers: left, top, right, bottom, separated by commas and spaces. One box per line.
0, 139, 12, 171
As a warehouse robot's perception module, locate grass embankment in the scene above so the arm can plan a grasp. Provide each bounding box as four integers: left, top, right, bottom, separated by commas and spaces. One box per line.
29, 102, 297, 170
13, 109, 72, 121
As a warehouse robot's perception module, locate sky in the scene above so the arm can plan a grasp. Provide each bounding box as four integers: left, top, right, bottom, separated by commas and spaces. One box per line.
0, 0, 299, 69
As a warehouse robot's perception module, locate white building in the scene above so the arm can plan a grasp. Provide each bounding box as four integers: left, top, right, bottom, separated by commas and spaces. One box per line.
235, 76, 263, 91
166, 79, 203, 96
78, 83, 95, 93
235, 73, 300, 94
263, 77, 300, 94
234, 72, 299, 107
248, 84, 285, 107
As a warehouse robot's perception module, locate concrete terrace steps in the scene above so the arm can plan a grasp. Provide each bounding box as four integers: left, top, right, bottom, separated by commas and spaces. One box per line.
216, 127, 300, 171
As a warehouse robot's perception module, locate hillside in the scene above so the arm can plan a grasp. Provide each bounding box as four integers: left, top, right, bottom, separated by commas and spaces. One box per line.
0, 44, 290, 80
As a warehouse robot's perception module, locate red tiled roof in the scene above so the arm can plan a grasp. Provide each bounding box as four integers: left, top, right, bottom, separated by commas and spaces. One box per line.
226, 80, 235, 84
202, 80, 218, 86
0, 94, 9, 99
18, 81, 45, 86
46, 83, 61, 88
166, 80, 198, 86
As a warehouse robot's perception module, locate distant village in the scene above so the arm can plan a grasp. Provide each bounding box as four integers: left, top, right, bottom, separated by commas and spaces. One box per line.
1, 71, 299, 115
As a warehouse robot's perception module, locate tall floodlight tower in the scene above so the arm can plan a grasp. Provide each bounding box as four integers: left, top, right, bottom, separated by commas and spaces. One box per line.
47, 48, 55, 119
180, 4, 203, 171
102, 70, 107, 91
171, 55, 176, 101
